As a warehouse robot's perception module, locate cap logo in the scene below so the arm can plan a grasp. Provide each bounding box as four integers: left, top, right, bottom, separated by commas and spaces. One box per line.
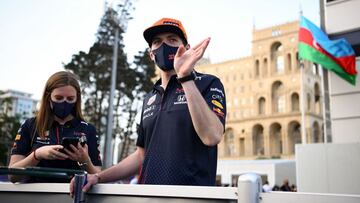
163, 21, 179, 27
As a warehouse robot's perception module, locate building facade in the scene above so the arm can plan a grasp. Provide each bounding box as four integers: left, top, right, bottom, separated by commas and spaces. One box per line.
0, 89, 38, 121
196, 20, 324, 160
326, 0, 360, 143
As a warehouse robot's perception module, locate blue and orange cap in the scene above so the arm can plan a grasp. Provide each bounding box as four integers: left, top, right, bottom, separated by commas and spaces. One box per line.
143, 18, 188, 46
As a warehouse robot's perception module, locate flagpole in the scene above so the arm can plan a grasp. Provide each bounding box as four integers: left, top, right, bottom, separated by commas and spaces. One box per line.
300, 60, 307, 144
319, 0, 332, 143
299, 7, 307, 144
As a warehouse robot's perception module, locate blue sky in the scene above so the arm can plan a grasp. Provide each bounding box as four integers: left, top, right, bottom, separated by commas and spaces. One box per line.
0, 0, 319, 99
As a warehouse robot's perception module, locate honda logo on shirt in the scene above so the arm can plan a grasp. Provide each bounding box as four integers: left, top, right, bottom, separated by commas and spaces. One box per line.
174, 94, 187, 105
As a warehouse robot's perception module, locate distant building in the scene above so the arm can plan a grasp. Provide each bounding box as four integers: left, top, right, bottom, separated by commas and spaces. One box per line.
0, 89, 38, 121
196, 20, 324, 161
326, 0, 360, 143
296, 0, 360, 195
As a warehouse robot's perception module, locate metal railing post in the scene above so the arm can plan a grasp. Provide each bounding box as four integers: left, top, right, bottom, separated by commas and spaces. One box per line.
237, 173, 262, 203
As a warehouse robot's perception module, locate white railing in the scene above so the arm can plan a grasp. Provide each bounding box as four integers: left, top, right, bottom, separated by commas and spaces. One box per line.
0, 173, 359, 203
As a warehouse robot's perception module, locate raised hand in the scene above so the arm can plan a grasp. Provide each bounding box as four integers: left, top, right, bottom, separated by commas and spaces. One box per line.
174, 37, 210, 77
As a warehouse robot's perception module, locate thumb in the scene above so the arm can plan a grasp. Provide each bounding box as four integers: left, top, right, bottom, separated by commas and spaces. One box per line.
69, 177, 75, 198
53, 145, 64, 150
82, 182, 93, 192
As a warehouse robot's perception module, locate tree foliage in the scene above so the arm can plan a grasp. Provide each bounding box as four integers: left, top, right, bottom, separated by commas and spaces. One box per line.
64, 4, 155, 160
0, 94, 21, 165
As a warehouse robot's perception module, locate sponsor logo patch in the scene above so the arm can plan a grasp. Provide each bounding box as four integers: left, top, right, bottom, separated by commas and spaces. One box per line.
15, 134, 21, 141
174, 94, 187, 105
147, 95, 156, 106
176, 87, 184, 93
212, 100, 224, 109
74, 131, 86, 136
143, 105, 155, 114
210, 87, 224, 97
211, 94, 224, 103
212, 107, 225, 118
143, 112, 154, 120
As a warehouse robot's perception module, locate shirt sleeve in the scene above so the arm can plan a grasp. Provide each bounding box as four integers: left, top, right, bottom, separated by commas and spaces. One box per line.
86, 124, 102, 166
11, 119, 33, 156
203, 77, 227, 129
136, 113, 145, 148
136, 103, 145, 148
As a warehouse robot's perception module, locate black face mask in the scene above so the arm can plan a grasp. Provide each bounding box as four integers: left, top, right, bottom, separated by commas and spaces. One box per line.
51, 100, 75, 119
152, 43, 179, 71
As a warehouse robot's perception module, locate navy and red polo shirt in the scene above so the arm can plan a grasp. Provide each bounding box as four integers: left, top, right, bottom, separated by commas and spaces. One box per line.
136, 72, 226, 186
11, 117, 102, 183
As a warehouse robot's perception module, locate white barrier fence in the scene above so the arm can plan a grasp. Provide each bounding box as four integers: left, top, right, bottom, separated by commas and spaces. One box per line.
0, 173, 359, 203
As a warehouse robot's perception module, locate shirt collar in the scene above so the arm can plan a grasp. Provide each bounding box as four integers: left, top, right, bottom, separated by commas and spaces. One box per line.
152, 75, 179, 94
53, 117, 81, 128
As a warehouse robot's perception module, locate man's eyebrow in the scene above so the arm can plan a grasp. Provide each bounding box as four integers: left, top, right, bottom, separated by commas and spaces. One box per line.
167, 34, 178, 38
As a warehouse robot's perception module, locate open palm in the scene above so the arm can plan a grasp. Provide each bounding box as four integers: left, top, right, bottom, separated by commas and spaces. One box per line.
174, 37, 210, 77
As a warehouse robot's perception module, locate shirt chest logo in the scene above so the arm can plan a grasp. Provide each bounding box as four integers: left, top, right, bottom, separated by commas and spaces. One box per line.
143, 105, 156, 120
35, 137, 51, 145
147, 95, 156, 106
174, 94, 187, 105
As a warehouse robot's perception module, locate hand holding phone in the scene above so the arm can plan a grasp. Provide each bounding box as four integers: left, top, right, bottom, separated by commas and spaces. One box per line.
61, 137, 80, 152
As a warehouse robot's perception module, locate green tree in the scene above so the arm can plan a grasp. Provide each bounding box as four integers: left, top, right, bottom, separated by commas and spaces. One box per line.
64, 2, 156, 161
117, 49, 156, 160
64, 6, 135, 137
0, 94, 21, 166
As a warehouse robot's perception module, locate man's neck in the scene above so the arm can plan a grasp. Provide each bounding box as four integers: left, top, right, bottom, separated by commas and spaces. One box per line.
160, 70, 176, 89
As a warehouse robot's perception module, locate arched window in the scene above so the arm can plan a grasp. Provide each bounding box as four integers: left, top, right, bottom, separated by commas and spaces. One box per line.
311, 122, 321, 143
276, 55, 285, 73
288, 121, 302, 154
263, 58, 268, 77
271, 42, 284, 74
255, 60, 260, 77
314, 83, 321, 114
287, 53, 292, 71
312, 63, 319, 75
296, 52, 300, 69
272, 81, 285, 113
258, 97, 266, 115
224, 129, 235, 156
291, 93, 299, 112
252, 125, 264, 156
270, 123, 282, 156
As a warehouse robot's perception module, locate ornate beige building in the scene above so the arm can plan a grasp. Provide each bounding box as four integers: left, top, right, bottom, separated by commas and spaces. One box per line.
196, 21, 324, 160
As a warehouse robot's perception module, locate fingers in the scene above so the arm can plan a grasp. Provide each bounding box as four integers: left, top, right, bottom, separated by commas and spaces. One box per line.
192, 37, 211, 50
195, 38, 210, 58
55, 150, 69, 159
48, 145, 68, 160
52, 145, 65, 150
69, 177, 75, 198
82, 181, 93, 192
175, 45, 186, 58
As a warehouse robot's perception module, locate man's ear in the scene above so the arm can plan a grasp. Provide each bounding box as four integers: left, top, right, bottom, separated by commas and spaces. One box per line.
148, 48, 155, 61
185, 44, 190, 50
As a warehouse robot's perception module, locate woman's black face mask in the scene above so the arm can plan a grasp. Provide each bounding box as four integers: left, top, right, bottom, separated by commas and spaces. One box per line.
152, 43, 179, 71
51, 100, 75, 119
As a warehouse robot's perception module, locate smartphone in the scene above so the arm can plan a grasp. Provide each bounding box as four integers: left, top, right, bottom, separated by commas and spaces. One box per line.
61, 137, 80, 151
